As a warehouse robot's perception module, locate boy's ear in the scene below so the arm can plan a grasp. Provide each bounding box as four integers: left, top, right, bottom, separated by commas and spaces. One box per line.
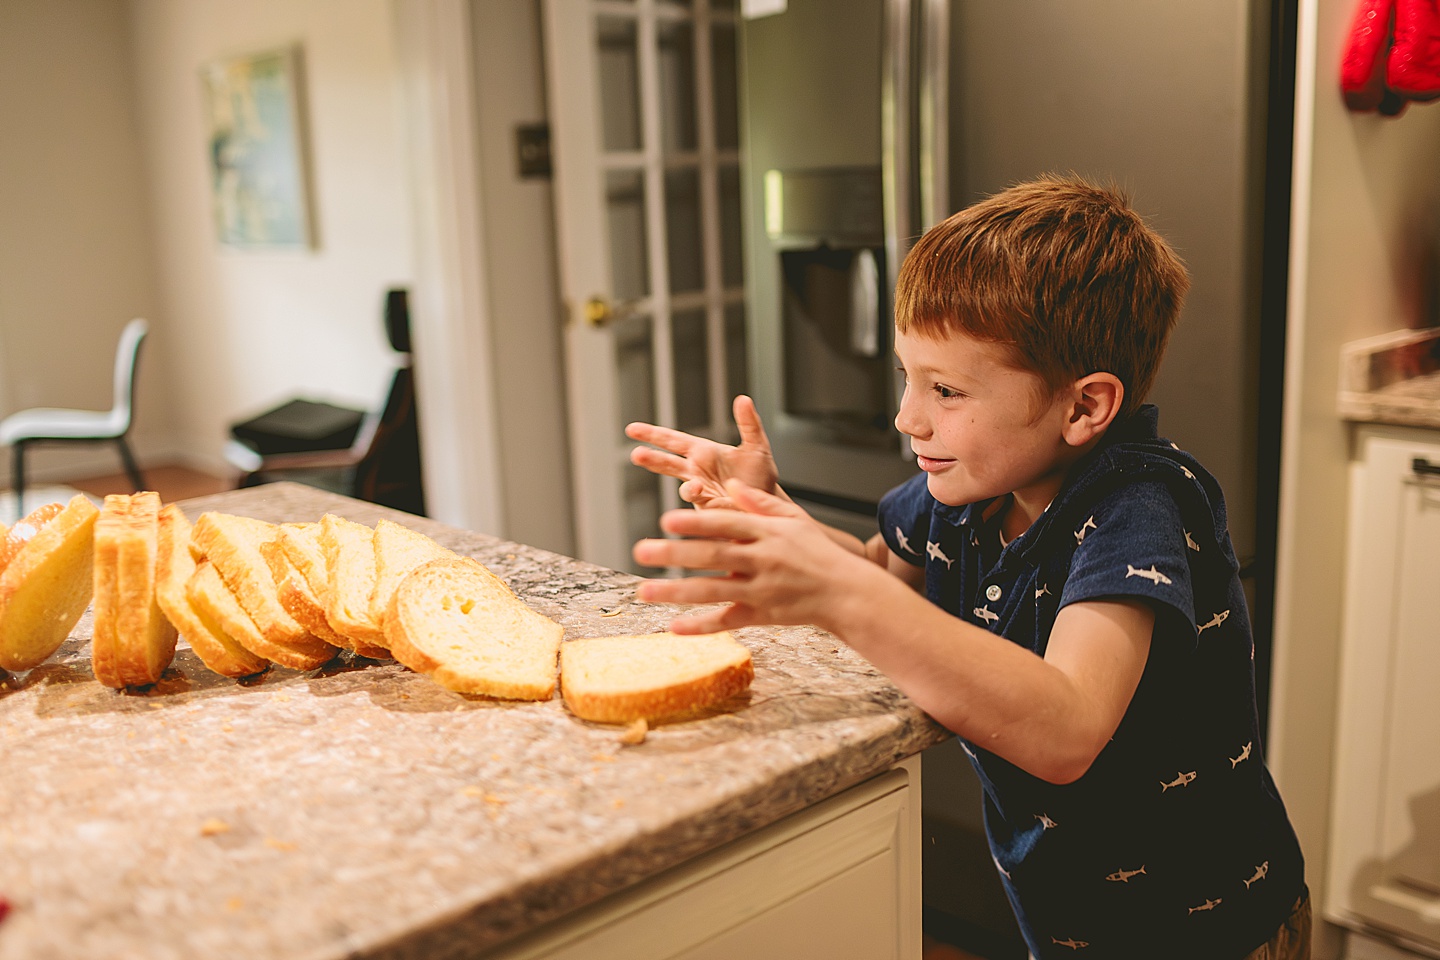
1062, 373, 1124, 447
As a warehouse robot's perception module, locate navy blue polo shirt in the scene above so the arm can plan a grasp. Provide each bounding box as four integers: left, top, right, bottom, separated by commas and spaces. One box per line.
879, 405, 1303, 959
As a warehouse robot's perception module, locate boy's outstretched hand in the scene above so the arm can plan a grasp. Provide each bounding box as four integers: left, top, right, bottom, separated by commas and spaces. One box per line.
633, 478, 879, 634
626, 395, 784, 510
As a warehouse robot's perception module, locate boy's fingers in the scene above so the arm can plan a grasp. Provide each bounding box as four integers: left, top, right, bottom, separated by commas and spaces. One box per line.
732, 395, 772, 450
725, 479, 801, 518
630, 446, 693, 480
633, 536, 749, 574
635, 573, 747, 606
678, 481, 734, 509
625, 421, 697, 456
671, 603, 759, 634
658, 506, 764, 541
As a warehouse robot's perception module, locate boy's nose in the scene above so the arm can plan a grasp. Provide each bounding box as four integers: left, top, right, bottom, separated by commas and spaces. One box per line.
894, 389, 927, 439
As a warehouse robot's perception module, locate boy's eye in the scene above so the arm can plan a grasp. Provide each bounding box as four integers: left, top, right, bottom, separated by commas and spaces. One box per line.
935, 384, 963, 400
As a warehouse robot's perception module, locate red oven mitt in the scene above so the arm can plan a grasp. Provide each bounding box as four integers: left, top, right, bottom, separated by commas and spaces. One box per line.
1342, 0, 1440, 113
1389, 0, 1440, 98
1342, 0, 1396, 110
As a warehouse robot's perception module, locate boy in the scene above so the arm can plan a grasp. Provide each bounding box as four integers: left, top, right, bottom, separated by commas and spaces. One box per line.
626, 175, 1308, 959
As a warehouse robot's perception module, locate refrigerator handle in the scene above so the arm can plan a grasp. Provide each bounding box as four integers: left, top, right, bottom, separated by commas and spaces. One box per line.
918, 0, 949, 229
881, 0, 913, 301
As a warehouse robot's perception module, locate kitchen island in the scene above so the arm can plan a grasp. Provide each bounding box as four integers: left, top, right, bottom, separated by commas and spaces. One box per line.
0, 483, 948, 960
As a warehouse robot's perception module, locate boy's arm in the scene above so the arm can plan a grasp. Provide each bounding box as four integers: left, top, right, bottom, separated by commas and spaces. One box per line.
841, 572, 1151, 783
635, 480, 1147, 784
867, 531, 925, 587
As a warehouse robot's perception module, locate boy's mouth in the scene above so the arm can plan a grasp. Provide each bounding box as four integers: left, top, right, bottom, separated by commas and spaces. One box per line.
915, 454, 955, 472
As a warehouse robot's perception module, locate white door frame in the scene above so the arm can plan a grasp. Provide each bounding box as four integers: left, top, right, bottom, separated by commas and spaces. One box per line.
391, 0, 506, 536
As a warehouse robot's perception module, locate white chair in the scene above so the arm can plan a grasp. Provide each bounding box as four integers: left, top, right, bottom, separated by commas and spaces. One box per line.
0, 317, 148, 519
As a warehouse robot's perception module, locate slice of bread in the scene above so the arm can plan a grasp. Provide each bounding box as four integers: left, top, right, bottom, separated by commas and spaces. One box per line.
559, 632, 754, 724
371, 519, 453, 630
0, 501, 67, 576
384, 557, 562, 699
91, 492, 179, 688
319, 514, 389, 652
185, 559, 335, 671
0, 495, 100, 672
191, 512, 312, 651
274, 522, 329, 599
155, 504, 268, 679
272, 522, 387, 659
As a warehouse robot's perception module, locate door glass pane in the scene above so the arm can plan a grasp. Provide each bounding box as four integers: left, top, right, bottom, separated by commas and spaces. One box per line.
615, 311, 656, 429
672, 308, 711, 431
725, 302, 749, 401
606, 170, 650, 300
665, 167, 704, 293
719, 163, 744, 287
711, 20, 739, 150
657, 20, 697, 153
624, 469, 664, 575
598, 16, 641, 152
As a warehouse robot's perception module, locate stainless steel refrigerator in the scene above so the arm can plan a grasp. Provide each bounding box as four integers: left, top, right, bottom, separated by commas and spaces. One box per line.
737, 1, 1294, 951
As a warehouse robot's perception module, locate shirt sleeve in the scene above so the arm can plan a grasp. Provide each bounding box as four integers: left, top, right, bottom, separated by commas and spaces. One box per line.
1057, 479, 1198, 651
876, 472, 931, 568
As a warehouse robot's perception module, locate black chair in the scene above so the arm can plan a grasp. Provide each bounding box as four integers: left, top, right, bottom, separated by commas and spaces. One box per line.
224, 289, 426, 516
1, 318, 147, 520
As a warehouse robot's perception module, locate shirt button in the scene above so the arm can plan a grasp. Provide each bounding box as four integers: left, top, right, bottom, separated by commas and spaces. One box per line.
986, 584, 1002, 602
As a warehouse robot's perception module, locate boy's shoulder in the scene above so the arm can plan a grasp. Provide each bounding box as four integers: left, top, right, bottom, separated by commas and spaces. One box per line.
1034, 405, 1237, 565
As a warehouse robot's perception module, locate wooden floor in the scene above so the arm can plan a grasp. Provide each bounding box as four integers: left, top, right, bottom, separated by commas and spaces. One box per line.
922, 937, 989, 960
64, 464, 232, 503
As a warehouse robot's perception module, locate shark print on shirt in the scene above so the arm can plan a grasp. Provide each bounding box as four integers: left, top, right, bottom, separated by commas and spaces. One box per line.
1185, 529, 1201, 551
1036, 813, 1059, 829
1106, 866, 1147, 883
1161, 771, 1197, 792
1230, 742, 1252, 768
1052, 937, 1089, 950
1126, 564, 1173, 585
973, 604, 999, 625
927, 540, 954, 568
1245, 861, 1269, 888
894, 526, 918, 555
1198, 610, 1230, 634
1189, 898, 1223, 915
1075, 515, 1097, 544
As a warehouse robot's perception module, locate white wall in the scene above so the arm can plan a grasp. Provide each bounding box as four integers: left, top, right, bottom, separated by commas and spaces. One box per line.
127, 0, 414, 475
0, 0, 166, 483
1272, 0, 1440, 956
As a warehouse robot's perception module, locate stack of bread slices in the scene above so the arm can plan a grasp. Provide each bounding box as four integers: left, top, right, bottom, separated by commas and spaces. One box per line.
0, 495, 754, 725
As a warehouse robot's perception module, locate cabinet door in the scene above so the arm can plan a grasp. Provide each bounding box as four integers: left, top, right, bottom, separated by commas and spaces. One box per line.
1380, 450, 1440, 897
489, 759, 921, 960
1327, 428, 1440, 949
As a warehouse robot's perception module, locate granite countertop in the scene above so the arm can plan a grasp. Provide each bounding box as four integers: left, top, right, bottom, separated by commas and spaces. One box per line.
0, 482, 946, 960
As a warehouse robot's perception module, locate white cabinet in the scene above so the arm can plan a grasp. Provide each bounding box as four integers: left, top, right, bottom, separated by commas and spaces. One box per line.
489, 757, 922, 960
1328, 426, 1440, 954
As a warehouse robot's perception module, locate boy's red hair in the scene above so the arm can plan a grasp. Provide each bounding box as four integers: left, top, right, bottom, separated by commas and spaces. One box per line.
895, 174, 1190, 418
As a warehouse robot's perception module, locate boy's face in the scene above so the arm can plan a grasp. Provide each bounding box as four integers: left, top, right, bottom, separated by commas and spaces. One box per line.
894, 327, 1076, 509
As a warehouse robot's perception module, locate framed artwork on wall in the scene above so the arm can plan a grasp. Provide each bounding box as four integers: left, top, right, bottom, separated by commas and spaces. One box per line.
201, 46, 315, 249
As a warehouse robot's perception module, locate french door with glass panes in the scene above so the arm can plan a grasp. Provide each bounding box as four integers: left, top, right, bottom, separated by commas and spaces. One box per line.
544, 0, 747, 573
